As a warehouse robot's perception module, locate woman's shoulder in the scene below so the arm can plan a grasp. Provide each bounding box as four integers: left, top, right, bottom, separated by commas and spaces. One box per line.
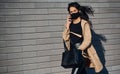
81, 19, 91, 31
81, 19, 89, 24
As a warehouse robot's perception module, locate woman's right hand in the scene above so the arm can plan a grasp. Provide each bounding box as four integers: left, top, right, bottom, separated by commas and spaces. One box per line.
65, 15, 72, 29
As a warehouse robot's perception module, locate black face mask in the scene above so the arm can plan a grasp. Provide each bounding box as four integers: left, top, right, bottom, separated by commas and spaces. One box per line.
70, 12, 82, 19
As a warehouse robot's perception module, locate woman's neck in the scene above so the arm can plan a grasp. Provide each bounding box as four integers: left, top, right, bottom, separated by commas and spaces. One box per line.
72, 17, 81, 24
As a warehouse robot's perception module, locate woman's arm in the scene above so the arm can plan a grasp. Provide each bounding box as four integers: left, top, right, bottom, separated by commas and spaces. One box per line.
78, 21, 92, 50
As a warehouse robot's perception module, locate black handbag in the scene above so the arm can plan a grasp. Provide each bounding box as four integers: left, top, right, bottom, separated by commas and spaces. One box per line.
61, 40, 85, 68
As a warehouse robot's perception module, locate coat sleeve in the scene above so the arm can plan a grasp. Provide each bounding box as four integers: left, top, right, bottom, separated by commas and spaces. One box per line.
78, 21, 92, 50
62, 23, 70, 50
62, 23, 70, 41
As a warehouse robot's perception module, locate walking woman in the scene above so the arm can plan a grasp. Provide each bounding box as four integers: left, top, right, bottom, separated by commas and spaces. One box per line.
62, 2, 103, 74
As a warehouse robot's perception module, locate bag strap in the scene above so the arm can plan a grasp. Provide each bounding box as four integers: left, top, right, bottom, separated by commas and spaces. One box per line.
70, 31, 82, 38
69, 19, 83, 38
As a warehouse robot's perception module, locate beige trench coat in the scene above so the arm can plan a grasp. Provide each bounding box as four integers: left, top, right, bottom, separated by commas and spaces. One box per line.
62, 19, 103, 73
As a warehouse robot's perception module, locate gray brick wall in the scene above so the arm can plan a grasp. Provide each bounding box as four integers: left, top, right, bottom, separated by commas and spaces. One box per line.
0, 0, 120, 74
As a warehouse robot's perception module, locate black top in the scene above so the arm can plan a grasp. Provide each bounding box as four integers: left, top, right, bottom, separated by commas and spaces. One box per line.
70, 21, 83, 45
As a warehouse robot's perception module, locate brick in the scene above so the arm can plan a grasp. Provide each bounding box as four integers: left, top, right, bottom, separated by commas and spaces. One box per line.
22, 45, 40, 52
48, 20, 65, 26
4, 34, 22, 40
8, 65, 23, 72
109, 70, 120, 74
94, 7, 120, 13
0, 22, 20, 28
0, 3, 35, 8
21, 51, 37, 58
20, 21, 48, 27
23, 68, 51, 74
36, 49, 63, 56
93, 13, 120, 18
0, 41, 6, 47
35, 25, 63, 32
6, 39, 36, 47
22, 56, 50, 64
7, 52, 23, 59
3, 71, 23, 74
22, 63, 37, 70
36, 37, 62, 45
20, 9, 48, 15
48, 9, 66, 14
93, 24, 120, 29
111, 65, 120, 70
0, 9, 20, 15
92, 18, 120, 24
0, 54, 8, 61
0, 59, 22, 66
0, 47, 22, 54
0, 66, 7, 72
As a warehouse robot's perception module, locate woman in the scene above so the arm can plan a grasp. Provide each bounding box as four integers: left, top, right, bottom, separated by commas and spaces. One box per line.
62, 2, 103, 74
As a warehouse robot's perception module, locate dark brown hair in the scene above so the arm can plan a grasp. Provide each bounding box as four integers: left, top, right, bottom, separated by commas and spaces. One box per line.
68, 2, 94, 26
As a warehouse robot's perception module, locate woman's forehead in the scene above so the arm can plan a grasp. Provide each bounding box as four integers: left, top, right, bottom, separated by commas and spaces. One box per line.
69, 7, 78, 11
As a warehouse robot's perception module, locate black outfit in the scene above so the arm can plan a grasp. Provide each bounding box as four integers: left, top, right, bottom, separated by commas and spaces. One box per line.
70, 21, 87, 74
70, 21, 83, 45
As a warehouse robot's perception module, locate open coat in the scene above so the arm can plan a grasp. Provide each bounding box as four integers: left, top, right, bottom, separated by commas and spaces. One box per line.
62, 19, 103, 73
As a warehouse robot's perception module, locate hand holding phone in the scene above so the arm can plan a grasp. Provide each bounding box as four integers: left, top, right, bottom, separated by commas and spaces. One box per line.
67, 15, 72, 23
65, 15, 72, 29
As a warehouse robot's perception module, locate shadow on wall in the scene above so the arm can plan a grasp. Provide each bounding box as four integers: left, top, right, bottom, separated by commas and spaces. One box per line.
87, 29, 109, 74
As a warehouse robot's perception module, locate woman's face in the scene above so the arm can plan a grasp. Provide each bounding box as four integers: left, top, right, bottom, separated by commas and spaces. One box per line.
69, 6, 79, 14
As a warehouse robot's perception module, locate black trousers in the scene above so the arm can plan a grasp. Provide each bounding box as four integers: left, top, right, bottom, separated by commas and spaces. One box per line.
71, 67, 87, 74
